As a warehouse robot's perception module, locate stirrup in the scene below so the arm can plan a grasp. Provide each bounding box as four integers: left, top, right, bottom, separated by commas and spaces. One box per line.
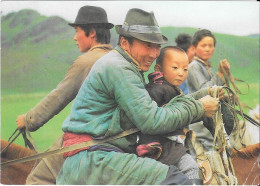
198, 159, 213, 185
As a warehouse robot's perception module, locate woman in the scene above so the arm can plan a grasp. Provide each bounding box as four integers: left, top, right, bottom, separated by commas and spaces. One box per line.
187, 29, 230, 93
187, 29, 233, 150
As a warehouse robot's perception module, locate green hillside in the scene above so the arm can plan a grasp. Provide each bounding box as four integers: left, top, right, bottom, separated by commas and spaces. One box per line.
1, 9, 259, 95
1, 9, 81, 94
144, 27, 259, 84
1, 9, 259, 151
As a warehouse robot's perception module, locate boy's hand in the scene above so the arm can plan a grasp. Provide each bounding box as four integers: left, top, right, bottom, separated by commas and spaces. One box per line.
199, 95, 219, 117
16, 114, 26, 129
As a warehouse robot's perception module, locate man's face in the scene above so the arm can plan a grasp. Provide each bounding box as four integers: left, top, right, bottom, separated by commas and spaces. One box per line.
124, 39, 161, 72
195, 36, 215, 62
73, 26, 92, 52
161, 50, 188, 87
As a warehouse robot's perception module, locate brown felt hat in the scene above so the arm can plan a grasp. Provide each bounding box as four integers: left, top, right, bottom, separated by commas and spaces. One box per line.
115, 8, 168, 44
69, 5, 113, 29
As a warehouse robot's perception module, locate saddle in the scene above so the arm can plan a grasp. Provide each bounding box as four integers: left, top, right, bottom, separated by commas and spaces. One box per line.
186, 130, 214, 185
186, 130, 239, 185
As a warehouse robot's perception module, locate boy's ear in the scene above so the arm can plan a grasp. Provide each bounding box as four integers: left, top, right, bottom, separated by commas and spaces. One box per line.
154, 64, 162, 72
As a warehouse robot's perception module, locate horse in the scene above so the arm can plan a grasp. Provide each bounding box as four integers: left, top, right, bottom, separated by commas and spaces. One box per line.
232, 143, 260, 185
1, 139, 35, 185
1, 138, 259, 185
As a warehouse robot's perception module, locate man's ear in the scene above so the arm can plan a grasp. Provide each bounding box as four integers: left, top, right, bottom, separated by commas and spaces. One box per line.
89, 29, 97, 38
120, 37, 130, 51
154, 64, 162, 72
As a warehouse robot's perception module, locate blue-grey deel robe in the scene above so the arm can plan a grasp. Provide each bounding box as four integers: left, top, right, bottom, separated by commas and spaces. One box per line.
56, 47, 204, 184
187, 57, 224, 94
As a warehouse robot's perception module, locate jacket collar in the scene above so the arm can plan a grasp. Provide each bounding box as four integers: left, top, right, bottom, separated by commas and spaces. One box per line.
194, 56, 212, 68
89, 44, 113, 52
148, 72, 164, 84
113, 46, 141, 71
148, 72, 183, 94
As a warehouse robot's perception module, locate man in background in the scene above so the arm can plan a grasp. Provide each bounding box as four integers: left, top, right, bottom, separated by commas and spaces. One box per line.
16, 5, 113, 184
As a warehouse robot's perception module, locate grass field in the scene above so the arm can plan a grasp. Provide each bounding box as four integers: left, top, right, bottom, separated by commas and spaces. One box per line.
1, 93, 72, 151
1, 83, 259, 152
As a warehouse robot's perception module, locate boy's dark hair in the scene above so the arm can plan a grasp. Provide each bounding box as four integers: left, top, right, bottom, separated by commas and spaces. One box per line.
117, 35, 134, 46
192, 29, 216, 47
80, 24, 111, 44
175, 34, 192, 52
156, 46, 186, 66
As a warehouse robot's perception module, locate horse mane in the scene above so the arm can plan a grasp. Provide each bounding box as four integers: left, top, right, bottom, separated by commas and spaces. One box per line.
1, 140, 34, 161
232, 143, 260, 159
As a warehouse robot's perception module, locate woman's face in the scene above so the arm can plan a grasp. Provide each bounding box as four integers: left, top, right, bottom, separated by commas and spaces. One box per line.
195, 36, 215, 62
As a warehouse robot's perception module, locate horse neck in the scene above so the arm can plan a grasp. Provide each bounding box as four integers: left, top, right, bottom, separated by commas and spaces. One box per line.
1, 140, 34, 160
233, 143, 260, 159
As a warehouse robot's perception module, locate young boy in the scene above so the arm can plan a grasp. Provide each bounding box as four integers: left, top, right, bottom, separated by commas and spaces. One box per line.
136, 46, 202, 185
175, 33, 195, 94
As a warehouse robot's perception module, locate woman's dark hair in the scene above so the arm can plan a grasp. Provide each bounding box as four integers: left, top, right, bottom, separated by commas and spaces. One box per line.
156, 46, 185, 66
80, 24, 111, 44
117, 35, 134, 46
175, 33, 192, 52
192, 29, 216, 47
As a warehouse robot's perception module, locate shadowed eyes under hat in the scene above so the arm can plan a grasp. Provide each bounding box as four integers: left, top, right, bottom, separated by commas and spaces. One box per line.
69, 5, 114, 29
115, 8, 168, 44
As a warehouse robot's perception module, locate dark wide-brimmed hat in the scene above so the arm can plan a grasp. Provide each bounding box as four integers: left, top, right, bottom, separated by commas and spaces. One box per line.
69, 5, 114, 29
115, 8, 168, 44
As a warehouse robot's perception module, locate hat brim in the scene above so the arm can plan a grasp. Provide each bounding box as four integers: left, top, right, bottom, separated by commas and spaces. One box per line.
115, 25, 168, 44
68, 22, 114, 29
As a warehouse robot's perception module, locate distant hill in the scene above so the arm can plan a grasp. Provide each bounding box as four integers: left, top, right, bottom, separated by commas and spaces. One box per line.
1, 9, 259, 94
248, 34, 259, 38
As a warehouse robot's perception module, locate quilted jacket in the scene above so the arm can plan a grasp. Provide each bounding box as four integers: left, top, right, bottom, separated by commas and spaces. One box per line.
57, 46, 205, 184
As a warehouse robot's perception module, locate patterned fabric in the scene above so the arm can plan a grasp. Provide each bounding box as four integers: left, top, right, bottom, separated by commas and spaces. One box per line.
136, 142, 162, 159
145, 72, 182, 107
62, 132, 92, 158
148, 71, 164, 84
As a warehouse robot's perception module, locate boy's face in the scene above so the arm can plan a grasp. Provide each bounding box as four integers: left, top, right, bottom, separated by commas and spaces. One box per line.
161, 50, 189, 87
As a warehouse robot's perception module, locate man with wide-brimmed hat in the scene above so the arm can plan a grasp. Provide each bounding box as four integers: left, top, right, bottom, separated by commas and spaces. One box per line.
56, 8, 218, 184
16, 5, 114, 184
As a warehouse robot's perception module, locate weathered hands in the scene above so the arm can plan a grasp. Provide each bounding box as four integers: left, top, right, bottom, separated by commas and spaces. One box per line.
16, 114, 26, 129
208, 86, 229, 101
199, 95, 219, 117
217, 59, 231, 77
218, 88, 229, 101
